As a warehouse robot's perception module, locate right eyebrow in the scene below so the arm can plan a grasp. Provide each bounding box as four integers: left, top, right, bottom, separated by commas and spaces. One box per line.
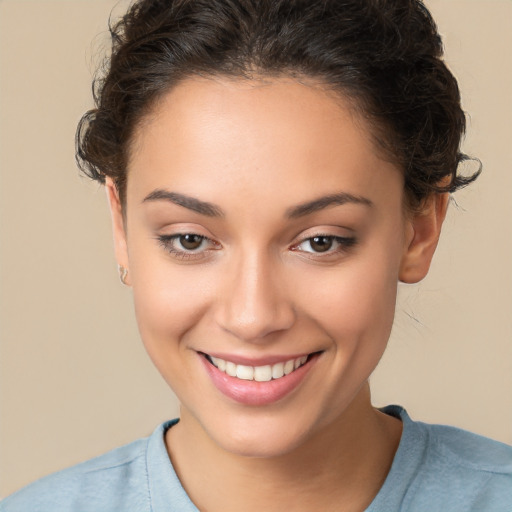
142, 189, 225, 217
286, 192, 374, 218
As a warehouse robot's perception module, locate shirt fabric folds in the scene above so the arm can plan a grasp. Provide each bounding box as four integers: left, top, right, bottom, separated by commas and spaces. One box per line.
2, 405, 511, 511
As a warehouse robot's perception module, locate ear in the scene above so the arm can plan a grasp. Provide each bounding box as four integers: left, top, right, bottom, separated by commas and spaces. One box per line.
399, 192, 450, 284
106, 178, 131, 286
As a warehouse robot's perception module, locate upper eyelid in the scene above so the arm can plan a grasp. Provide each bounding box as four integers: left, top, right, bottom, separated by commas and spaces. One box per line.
295, 225, 356, 237
293, 232, 356, 245
293, 235, 356, 248
297, 232, 351, 240
158, 230, 214, 241
157, 233, 220, 253
158, 233, 215, 245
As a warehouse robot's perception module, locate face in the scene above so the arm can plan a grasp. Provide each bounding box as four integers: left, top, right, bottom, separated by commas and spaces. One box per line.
109, 77, 443, 457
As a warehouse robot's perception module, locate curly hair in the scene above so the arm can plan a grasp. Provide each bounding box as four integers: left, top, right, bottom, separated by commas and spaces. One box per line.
76, 0, 480, 207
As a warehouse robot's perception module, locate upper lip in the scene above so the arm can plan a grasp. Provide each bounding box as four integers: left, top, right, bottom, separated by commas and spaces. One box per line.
198, 351, 320, 367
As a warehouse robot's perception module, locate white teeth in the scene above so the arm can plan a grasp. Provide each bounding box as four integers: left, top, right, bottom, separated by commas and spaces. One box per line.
272, 362, 284, 379
254, 365, 272, 382
208, 355, 310, 381
294, 356, 307, 369
225, 361, 237, 377
211, 356, 226, 371
236, 365, 254, 380
284, 359, 295, 375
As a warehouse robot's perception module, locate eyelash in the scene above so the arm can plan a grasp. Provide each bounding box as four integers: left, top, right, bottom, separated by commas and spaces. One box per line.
157, 234, 219, 260
156, 233, 357, 261
291, 234, 357, 257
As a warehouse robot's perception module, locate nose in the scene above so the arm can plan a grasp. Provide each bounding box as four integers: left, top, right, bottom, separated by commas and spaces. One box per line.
215, 250, 296, 342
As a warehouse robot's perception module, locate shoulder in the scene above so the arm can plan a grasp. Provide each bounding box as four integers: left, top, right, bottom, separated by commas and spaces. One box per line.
379, 406, 512, 512
423, 421, 512, 507
427, 421, 512, 474
0, 424, 169, 512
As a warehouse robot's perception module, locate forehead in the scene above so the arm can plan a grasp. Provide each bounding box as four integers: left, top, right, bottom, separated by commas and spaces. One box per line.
127, 77, 403, 210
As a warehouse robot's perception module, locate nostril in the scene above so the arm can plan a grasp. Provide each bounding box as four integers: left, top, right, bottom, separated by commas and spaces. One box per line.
214, 261, 297, 341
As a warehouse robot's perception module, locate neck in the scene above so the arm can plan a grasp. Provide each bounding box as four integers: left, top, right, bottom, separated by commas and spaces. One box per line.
166, 385, 402, 512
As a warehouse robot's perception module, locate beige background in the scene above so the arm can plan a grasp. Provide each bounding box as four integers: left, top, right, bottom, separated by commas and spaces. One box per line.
0, 0, 511, 498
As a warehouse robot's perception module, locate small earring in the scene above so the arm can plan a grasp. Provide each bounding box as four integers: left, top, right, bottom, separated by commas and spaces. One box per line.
118, 265, 129, 285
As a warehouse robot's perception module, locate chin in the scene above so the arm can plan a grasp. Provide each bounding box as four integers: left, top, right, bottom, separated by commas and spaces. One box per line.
214, 425, 308, 459
194, 403, 334, 459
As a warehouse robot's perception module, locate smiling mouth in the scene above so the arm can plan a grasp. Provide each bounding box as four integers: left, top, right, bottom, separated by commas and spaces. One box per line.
203, 353, 317, 382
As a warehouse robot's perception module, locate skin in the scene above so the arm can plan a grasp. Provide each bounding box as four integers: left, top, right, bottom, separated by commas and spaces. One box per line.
107, 77, 448, 511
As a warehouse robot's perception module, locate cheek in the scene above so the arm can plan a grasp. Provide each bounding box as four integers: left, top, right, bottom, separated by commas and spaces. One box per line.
296, 245, 401, 351
129, 250, 212, 364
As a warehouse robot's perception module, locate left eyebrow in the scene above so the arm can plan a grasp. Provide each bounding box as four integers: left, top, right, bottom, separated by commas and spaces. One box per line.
142, 189, 224, 217
286, 192, 373, 218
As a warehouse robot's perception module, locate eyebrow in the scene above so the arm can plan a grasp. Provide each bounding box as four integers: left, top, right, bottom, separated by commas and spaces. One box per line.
142, 189, 224, 217
142, 188, 373, 219
286, 192, 373, 218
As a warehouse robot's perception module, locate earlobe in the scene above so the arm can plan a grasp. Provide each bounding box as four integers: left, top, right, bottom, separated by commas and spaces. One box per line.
399, 193, 450, 284
106, 178, 131, 286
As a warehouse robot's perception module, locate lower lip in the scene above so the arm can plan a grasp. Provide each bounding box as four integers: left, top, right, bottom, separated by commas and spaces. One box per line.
200, 354, 319, 406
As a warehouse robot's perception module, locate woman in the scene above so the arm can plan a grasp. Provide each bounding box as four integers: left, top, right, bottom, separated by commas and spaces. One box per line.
1, 0, 511, 510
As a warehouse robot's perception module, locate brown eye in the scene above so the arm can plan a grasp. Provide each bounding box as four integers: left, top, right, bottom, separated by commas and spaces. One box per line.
179, 234, 204, 250
309, 236, 334, 252
157, 232, 220, 260
292, 234, 357, 258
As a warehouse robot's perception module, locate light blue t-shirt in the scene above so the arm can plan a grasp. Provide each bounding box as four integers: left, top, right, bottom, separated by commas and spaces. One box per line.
1, 406, 511, 511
